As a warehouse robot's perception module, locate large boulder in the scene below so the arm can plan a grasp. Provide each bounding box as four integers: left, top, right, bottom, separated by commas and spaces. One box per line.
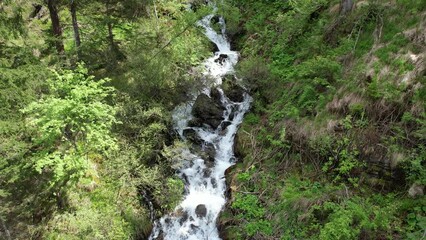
192, 93, 225, 129
188, 118, 203, 128
222, 75, 245, 102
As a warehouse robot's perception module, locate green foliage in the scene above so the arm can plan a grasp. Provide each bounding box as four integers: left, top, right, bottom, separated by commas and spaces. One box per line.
406, 205, 426, 239
322, 133, 363, 184
121, 4, 210, 105
244, 112, 260, 125
318, 196, 399, 240
45, 189, 133, 240
224, 1, 426, 239
217, 2, 241, 37
404, 147, 426, 185
0, 0, 214, 238
155, 177, 184, 211
232, 193, 272, 237
23, 64, 117, 189
0, 0, 26, 41
366, 77, 383, 99
233, 193, 264, 219
396, 0, 426, 12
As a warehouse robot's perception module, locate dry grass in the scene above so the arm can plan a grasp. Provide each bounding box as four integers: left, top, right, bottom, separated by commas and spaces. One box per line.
327, 92, 364, 115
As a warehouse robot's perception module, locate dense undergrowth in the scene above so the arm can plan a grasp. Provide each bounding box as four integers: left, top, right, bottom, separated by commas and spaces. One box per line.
0, 0, 211, 239
219, 0, 426, 239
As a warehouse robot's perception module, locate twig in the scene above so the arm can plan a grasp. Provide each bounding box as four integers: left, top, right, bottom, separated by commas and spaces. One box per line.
353, 26, 362, 52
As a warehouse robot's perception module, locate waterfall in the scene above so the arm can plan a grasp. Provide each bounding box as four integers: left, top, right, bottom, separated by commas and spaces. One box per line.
149, 6, 251, 240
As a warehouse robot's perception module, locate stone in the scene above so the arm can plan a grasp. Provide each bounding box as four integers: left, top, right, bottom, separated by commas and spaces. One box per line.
179, 211, 189, 224
211, 15, 220, 24
188, 118, 203, 127
222, 75, 245, 102
195, 204, 207, 218
203, 168, 212, 178
210, 88, 222, 103
211, 178, 217, 188
408, 183, 424, 198
156, 232, 164, 240
203, 143, 216, 161
211, 43, 219, 53
183, 128, 203, 145
220, 121, 232, 130
214, 54, 228, 65
192, 93, 225, 129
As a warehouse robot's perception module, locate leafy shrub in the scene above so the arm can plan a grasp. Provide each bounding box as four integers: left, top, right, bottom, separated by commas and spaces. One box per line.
23, 64, 117, 191
232, 192, 272, 237
318, 196, 399, 240
404, 147, 426, 185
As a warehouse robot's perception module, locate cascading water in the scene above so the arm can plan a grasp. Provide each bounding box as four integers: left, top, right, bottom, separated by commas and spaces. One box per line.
149, 6, 251, 240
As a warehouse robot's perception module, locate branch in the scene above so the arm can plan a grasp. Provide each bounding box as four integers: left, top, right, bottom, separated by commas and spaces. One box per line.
147, 23, 194, 63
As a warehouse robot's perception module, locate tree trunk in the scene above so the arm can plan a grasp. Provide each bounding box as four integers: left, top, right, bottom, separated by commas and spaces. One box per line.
70, 0, 81, 49
46, 0, 64, 54
105, 1, 116, 54
107, 21, 115, 52
340, 0, 354, 15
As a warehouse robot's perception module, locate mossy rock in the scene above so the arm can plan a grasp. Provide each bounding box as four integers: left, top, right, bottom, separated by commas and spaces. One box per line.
222, 75, 245, 102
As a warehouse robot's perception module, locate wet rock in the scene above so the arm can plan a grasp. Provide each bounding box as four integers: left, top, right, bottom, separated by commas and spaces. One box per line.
217, 164, 239, 239
179, 211, 189, 224
195, 204, 207, 218
222, 75, 245, 102
192, 93, 225, 129
214, 54, 228, 65
227, 88, 245, 102
190, 223, 199, 231
219, 121, 232, 136
188, 117, 203, 127
211, 178, 217, 188
208, 119, 223, 129
204, 142, 216, 161
211, 43, 219, 53
181, 173, 190, 185
183, 128, 203, 145
228, 105, 239, 121
211, 15, 220, 24
173, 208, 185, 217
221, 121, 232, 130
210, 88, 222, 103
156, 231, 164, 240
203, 168, 212, 178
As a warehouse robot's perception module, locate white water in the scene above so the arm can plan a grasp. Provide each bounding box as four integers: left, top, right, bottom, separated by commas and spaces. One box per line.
149, 8, 251, 240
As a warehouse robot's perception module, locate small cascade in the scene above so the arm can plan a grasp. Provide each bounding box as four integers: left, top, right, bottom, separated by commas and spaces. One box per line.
149, 5, 251, 240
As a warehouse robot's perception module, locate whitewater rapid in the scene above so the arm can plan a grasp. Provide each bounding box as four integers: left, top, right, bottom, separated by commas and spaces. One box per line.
149, 7, 251, 240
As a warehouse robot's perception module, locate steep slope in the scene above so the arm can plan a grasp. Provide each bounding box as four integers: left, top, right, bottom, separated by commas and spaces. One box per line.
218, 0, 426, 239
